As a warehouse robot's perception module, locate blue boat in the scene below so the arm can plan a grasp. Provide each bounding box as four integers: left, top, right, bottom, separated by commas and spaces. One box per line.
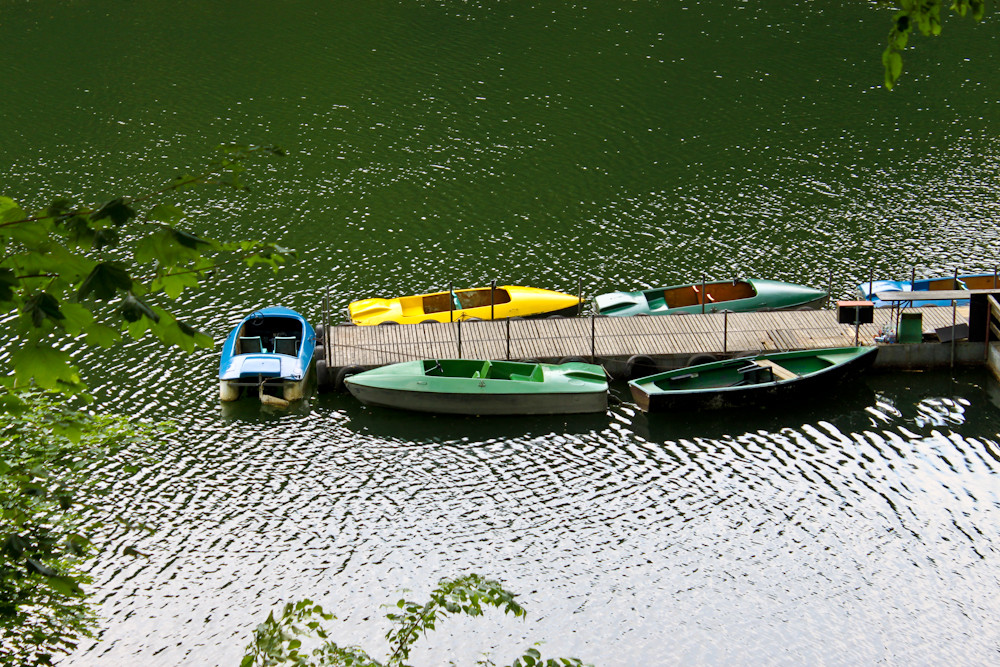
857, 273, 1000, 308
219, 306, 316, 403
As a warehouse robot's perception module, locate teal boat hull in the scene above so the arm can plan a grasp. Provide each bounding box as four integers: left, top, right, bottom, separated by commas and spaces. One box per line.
345, 359, 609, 415
594, 278, 828, 317
628, 346, 877, 412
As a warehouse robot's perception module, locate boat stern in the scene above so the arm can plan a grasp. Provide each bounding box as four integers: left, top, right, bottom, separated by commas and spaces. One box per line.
593, 290, 646, 316
348, 297, 401, 325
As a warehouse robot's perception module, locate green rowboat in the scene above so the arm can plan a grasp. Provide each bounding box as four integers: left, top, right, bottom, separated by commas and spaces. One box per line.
629, 346, 877, 412
345, 359, 609, 415
594, 278, 828, 316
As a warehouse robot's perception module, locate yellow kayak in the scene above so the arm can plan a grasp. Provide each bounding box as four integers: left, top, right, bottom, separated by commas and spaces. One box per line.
348, 285, 581, 325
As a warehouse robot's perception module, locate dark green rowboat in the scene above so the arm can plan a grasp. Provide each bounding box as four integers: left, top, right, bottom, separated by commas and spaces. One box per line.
629, 346, 877, 412
345, 359, 609, 415
594, 278, 828, 316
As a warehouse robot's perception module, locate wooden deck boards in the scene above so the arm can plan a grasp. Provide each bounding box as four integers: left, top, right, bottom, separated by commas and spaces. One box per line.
323, 306, 971, 369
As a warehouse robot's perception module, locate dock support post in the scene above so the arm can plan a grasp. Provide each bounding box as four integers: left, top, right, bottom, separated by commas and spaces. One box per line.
457, 319, 462, 359
325, 288, 331, 367
450, 282, 455, 323
952, 267, 958, 370
724, 310, 728, 354
491, 278, 496, 320
702, 273, 706, 314
590, 313, 597, 363
506, 318, 510, 360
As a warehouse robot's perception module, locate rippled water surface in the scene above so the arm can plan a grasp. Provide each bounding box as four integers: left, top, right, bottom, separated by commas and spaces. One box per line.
3, 1, 1000, 665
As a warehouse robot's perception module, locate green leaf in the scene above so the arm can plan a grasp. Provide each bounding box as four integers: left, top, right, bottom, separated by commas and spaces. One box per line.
135, 227, 207, 266
24, 291, 65, 328
882, 48, 903, 90
0, 268, 17, 303
26, 558, 60, 577
58, 303, 95, 335
42, 575, 84, 598
3, 219, 50, 248
0, 195, 26, 223
78, 262, 132, 300
120, 293, 159, 324
151, 272, 201, 299
11, 344, 79, 390
148, 204, 184, 225
83, 323, 122, 348
90, 197, 135, 227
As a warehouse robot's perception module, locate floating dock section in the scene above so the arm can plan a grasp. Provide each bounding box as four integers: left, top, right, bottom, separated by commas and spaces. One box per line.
315, 304, 988, 390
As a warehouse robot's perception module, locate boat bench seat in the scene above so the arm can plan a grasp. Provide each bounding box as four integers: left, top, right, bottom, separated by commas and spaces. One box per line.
669, 372, 698, 382
472, 361, 493, 379
509, 364, 544, 383
754, 359, 797, 381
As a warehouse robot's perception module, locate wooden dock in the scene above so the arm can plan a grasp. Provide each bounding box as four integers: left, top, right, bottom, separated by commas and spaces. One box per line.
316, 305, 972, 387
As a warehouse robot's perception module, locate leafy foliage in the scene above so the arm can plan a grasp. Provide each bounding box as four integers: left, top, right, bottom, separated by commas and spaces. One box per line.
0, 144, 291, 405
0, 145, 292, 663
879, 0, 987, 89
0, 389, 167, 666
241, 574, 590, 667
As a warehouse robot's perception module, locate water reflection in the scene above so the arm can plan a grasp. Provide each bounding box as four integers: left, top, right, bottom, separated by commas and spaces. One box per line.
331, 392, 613, 444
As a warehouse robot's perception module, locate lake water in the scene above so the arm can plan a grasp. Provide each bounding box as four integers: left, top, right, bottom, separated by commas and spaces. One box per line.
3, 1, 1000, 665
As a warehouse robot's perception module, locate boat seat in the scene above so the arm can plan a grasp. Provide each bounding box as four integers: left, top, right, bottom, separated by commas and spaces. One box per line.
239, 336, 264, 354
478, 361, 492, 379
737, 363, 772, 384
753, 359, 797, 382
273, 336, 298, 356
669, 372, 698, 382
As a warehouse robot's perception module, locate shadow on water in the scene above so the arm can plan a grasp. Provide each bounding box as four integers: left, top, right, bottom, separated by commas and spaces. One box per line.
631, 377, 881, 443
320, 391, 613, 444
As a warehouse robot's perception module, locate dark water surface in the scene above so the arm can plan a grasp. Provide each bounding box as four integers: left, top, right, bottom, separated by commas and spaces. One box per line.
3, 1, 1000, 665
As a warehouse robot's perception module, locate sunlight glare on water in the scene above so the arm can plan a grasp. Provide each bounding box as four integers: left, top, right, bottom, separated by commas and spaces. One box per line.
2, 1, 1000, 665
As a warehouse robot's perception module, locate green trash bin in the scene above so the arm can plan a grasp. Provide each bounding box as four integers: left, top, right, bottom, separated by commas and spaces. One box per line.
898, 312, 923, 343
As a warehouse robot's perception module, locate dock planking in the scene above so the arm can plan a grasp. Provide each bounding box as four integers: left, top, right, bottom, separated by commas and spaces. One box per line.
322, 306, 970, 378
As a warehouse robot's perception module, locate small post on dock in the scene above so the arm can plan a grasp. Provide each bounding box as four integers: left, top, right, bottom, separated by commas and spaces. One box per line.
952, 268, 959, 370
457, 319, 462, 358
506, 317, 511, 360
449, 282, 455, 323
701, 273, 707, 314
590, 313, 597, 362
490, 278, 496, 320
324, 287, 331, 367
724, 310, 728, 354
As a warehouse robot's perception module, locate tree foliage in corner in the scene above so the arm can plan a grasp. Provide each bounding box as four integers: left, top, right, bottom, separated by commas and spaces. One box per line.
0, 391, 167, 666
880, 0, 988, 89
0, 145, 291, 664
0, 144, 292, 404
241, 574, 590, 667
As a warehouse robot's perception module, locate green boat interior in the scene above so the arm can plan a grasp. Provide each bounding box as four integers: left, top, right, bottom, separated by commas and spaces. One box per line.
422, 359, 544, 382
646, 280, 757, 310
421, 288, 513, 314
646, 354, 845, 391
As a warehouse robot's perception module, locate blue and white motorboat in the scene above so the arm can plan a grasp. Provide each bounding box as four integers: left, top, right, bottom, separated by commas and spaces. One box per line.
219, 306, 316, 403
857, 273, 1000, 308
